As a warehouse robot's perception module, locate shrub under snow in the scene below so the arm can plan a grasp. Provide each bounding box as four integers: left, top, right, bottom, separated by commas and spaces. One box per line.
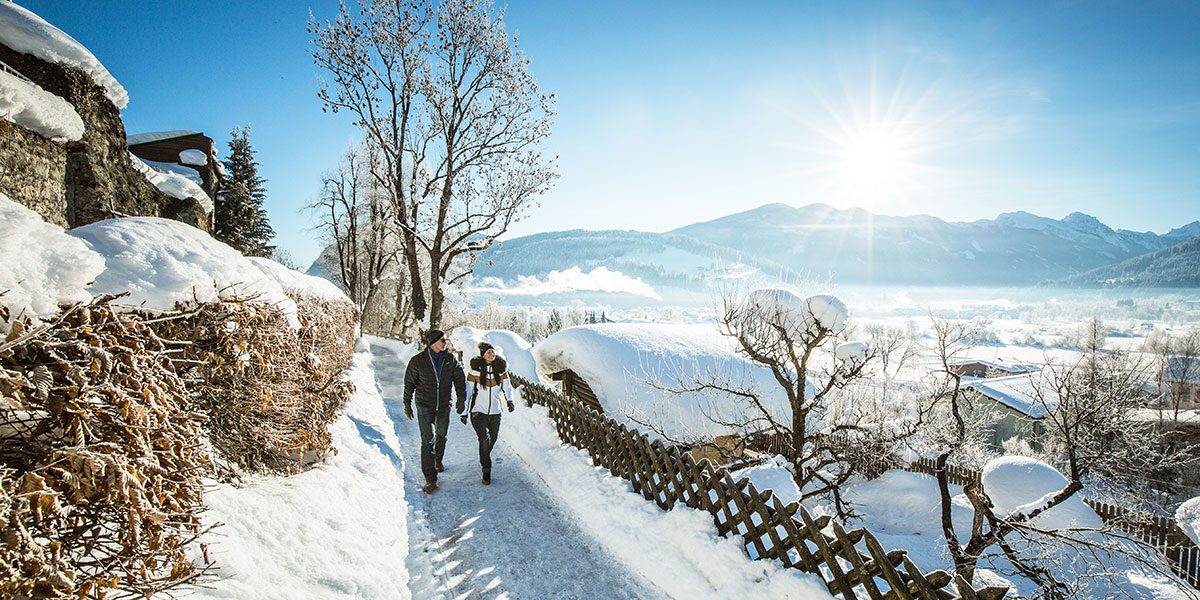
0, 194, 104, 332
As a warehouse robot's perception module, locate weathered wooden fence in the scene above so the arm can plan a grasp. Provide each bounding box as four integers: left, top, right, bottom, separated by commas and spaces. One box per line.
905, 458, 1200, 588
512, 374, 1007, 600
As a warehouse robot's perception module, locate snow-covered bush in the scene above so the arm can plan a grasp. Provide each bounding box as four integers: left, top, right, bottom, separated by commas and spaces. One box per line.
0, 194, 104, 332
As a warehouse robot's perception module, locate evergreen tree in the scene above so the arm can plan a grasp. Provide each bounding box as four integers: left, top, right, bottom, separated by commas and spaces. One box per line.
216, 125, 275, 257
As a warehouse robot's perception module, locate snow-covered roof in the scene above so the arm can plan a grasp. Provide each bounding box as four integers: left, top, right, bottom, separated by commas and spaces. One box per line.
961, 373, 1056, 418
533, 323, 812, 439
0, 2, 128, 109
130, 153, 213, 214
67, 217, 299, 328
0, 193, 105, 331
0, 66, 84, 141
948, 357, 1037, 374
127, 130, 200, 146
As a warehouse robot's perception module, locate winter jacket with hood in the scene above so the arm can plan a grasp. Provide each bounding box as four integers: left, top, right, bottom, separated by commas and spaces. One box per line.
464, 355, 510, 415
403, 348, 466, 413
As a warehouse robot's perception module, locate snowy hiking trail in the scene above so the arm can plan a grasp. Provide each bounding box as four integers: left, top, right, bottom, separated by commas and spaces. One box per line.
369, 340, 662, 600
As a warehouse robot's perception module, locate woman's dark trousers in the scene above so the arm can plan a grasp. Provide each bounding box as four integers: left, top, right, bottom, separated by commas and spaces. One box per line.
417, 406, 450, 481
470, 413, 502, 473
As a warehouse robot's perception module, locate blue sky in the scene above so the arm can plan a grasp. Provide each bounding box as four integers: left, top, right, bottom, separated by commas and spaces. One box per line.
17, 1, 1200, 268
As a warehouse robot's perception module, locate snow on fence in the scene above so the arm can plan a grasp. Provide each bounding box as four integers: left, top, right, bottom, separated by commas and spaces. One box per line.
905, 458, 1200, 589
512, 373, 1008, 600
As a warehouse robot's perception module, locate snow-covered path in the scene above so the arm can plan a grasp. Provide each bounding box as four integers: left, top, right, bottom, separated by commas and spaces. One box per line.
369, 339, 661, 600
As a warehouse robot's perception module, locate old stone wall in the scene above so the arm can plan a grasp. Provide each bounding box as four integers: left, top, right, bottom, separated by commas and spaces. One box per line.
0, 119, 70, 227
0, 43, 208, 231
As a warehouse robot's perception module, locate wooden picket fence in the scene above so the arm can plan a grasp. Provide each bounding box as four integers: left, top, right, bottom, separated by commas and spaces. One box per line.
905, 458, 1200, 589
512, 374, 1007, 600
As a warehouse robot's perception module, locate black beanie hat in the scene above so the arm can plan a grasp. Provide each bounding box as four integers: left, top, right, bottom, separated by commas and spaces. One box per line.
425, 329, 445, 346
478, 341, 494, 355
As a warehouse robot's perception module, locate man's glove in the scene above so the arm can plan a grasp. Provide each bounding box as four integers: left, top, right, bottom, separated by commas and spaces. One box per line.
460, 413, 468, 425
507, 400, 515, 413
404, 404, 413, 420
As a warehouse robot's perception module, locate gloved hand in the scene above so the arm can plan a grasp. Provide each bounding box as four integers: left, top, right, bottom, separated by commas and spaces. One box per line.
507, 400, 515, 413
404, 404, 413, 420
460, 413, 468, 425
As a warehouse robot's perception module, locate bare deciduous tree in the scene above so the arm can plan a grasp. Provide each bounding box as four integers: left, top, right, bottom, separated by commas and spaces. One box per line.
644, 287, 910, 516
311, 0, 555, 332
924, 315, 1197, 599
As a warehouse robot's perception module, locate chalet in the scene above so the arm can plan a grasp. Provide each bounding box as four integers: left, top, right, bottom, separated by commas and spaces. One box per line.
957, 374, 1052, 450
947, 357, 1036, 379
127, 130, 224, 204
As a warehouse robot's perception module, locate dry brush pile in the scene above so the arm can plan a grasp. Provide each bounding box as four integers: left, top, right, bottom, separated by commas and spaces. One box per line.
0, 298, 210, 599
1, 290, 359, 598
152, 292, 358, 476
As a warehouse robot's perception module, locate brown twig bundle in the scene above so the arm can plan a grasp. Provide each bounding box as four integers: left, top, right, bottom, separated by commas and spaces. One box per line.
151, 292, 358, 477
0, 298, 210, 599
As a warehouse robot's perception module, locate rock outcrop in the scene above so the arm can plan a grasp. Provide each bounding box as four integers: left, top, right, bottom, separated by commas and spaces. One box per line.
0, 42, 208, 231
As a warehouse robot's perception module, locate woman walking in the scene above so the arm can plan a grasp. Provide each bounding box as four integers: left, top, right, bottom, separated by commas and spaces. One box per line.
458, 341, 514, 484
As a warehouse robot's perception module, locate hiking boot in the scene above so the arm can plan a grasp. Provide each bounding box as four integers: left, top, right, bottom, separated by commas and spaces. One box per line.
481, 470, 491, 485
435, 461, 445, 473
423, 478, 438, 493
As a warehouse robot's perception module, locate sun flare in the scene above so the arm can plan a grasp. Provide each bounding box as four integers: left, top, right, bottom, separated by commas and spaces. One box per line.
834, 126, 916, 200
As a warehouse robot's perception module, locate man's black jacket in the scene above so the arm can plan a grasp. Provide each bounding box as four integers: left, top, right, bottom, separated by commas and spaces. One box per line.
403, 348, 466, 413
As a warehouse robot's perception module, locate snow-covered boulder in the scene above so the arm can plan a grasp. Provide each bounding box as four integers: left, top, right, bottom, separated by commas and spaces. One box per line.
68, 217, 299, 327
982, 456, 1101, 530
0, 193, 104, 330
450, 326, 538, 383
1177, 497, 1200, 546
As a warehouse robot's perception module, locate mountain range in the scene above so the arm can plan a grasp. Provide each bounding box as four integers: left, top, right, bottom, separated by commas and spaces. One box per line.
469, 203, 1199, 296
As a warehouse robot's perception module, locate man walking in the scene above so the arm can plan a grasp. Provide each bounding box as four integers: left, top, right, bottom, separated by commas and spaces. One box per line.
403, 329, 466, 493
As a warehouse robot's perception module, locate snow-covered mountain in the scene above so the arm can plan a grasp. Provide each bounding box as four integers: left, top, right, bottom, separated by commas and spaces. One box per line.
667, 203, 1194, 286
1043, 235, 1200, 288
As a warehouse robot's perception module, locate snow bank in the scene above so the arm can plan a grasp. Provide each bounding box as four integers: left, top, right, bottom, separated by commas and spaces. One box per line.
0, 2, 128, 109
0, 68, 85, 141
0, 194, 104, 330
67, 217, 298, 327
1177, 497, 1200, 546
982, 456, 1101, 529
502, 399, 835, 599
190, 344, 412, 599
534, 323, 809, 438
130, 153, 213, 215
247, 257, 352, 305
449, 325, 538, 382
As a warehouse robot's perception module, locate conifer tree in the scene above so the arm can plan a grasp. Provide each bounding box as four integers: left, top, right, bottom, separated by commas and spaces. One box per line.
216, 125, 275, 257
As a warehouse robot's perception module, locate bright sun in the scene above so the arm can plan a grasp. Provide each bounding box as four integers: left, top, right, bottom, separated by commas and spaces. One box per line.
836, 128, 911, 198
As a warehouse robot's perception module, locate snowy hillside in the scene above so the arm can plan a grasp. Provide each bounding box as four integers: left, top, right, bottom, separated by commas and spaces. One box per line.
1043, 236, 1200, 288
